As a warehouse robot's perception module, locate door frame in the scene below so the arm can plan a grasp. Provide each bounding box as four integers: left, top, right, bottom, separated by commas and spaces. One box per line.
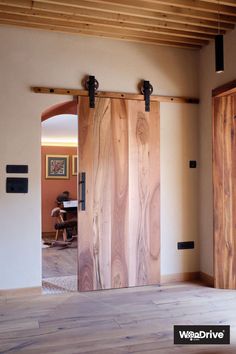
212, 79, 236, 98
212, 79, 236, 289
35, 86, 199, 292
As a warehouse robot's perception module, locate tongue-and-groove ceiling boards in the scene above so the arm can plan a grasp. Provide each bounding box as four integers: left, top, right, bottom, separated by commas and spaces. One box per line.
0, 0, 235, 49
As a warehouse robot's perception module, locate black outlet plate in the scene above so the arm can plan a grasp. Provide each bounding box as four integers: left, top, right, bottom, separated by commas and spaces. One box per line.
6, 178, 28, 193
177, 241, 194, 250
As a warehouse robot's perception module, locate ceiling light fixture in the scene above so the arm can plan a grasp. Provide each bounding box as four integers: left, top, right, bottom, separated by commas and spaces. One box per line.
41, 137, 78, 147
215, 0, 224, 73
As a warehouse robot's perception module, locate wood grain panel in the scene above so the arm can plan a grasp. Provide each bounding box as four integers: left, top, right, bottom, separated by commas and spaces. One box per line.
128, 101, 160, 286
92, 98, 112, 290
78, 97, 160, 291
213, 94, 236, 289
232, 95, 236, 287
78, 97, 95, 291
110, 99, 129, 288
78, 97, 112, 291
146, 102, 161, 285
222, 96, 233, 288
213, 96, 224, 288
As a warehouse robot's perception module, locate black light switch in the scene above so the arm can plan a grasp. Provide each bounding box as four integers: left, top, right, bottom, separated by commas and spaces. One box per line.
6, 165, 28, 173
6, 178, 28, 193
189, 160, 197, 168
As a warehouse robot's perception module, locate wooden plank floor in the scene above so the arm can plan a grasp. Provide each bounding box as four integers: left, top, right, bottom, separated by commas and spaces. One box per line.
0, 282, 236, 353
42, 247, 77, 278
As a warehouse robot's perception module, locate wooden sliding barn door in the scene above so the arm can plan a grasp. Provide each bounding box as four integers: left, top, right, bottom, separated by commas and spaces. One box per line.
213, 94, 236, 289
78, 97, 160, 291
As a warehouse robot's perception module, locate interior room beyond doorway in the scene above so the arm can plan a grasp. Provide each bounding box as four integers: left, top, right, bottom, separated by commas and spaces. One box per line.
41, 106, 78, 294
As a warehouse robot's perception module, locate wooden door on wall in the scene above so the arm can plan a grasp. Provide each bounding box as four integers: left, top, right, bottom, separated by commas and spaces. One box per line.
213, 93, 236, 289
77, 96, 160, 291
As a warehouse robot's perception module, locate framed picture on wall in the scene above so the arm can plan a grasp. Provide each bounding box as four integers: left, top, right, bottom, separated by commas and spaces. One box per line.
72, 155, 78, 176
46, 155, 69, 179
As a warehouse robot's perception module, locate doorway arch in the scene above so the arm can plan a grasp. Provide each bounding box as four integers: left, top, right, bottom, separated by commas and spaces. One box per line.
41, 99, 77, 122
41, 98, 78, 293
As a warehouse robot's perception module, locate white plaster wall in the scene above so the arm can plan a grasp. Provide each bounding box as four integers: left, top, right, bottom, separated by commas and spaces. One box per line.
161, 103, 199, 275
199, 28, 236, 276
0, 26, 199, 289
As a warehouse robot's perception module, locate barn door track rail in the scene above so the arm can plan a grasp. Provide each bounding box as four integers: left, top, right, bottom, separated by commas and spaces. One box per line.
31, 86, 199, 104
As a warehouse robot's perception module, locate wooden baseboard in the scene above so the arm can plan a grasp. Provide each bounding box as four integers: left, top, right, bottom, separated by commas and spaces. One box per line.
161, 272, 200, 284
0, 286, 42, 298
161, 271, 214, 287
199, 271, 214, 287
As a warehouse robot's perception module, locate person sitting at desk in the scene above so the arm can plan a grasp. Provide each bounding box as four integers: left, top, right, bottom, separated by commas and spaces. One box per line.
56, 190, 70, 207
55, 191, 73, 240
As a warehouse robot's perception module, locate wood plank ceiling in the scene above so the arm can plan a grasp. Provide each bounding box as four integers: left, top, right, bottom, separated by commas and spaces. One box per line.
0, 0, 235, 49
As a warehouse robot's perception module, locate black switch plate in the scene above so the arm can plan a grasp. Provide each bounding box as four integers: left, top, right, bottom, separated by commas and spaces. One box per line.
6, 165, 28, 173
6, 178, 28, 193
189, 160, 197, 168
177, 241, 194, 250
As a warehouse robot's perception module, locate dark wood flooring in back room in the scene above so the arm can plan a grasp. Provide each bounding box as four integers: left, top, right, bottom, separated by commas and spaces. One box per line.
0, 282, 236, 353
42, 246, 77, 278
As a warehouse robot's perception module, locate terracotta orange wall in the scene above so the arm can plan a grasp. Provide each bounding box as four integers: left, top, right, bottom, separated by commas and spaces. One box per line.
41, 146, 77, 233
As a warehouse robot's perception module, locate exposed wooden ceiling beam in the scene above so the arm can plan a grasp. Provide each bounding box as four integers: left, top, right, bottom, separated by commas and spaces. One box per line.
35, 0, 236, 23
34, 0, 236, 30
201, 0, 236, 6
0, 0, 234, 30
0, 5, 218, 40
32, 1, 236, 30
0, 21, 201, 49
0, 12, 207, 46
0, 0, 234, 50
139, 0, 236, 16
0, 3, 227, 35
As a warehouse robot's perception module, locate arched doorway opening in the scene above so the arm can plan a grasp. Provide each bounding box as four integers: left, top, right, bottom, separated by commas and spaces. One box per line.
41, 100, 78, 293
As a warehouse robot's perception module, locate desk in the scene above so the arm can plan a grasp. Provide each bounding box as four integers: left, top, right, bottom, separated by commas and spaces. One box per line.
63, 200, 78, 213
62, 200, 78, 238
63, 200, 78, 208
